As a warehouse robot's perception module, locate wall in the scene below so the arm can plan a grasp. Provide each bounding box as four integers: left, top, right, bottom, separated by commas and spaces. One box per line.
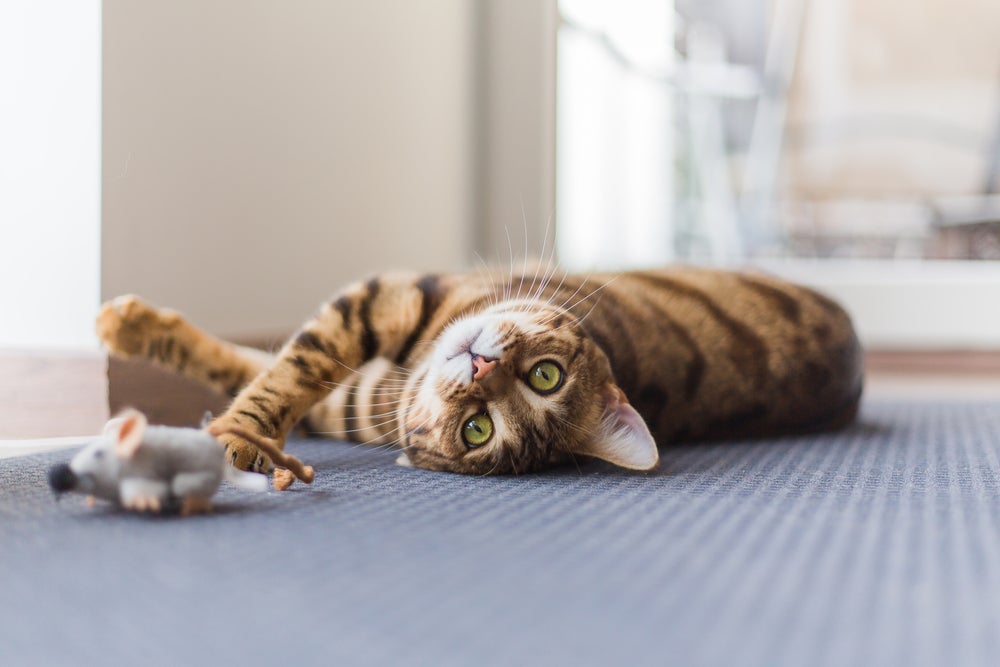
102, 1, 476, 339
475, 0, 557, 260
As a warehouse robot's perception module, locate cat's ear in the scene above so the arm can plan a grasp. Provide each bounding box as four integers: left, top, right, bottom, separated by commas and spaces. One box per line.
575, 384, 658, 470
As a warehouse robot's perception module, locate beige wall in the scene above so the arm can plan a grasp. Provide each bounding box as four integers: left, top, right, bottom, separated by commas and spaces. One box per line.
475, 0, 557, 258
103, 1, 477, 339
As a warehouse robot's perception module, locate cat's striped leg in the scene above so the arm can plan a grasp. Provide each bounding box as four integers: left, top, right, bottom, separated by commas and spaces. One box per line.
98, 294, 413, 452
211, 273, 453, 471
97, 295, 274, 397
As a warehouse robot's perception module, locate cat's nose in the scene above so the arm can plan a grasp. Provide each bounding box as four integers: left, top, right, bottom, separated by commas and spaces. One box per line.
471, 355, 498, 382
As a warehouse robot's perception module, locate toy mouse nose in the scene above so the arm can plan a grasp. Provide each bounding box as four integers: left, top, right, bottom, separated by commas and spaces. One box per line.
471, 354, 498, 381
48, 463, 77, 494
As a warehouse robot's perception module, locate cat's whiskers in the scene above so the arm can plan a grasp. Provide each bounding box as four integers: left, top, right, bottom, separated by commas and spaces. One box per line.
319, 406, 406, 422
326, 355, 413, 380
318, 377, 411, 393
552, 412, 594, 438
539, 273, 593, 321
317, 379, 410, 394
566, 450, 584, 475
542, 275, 620, 326
526, 216, 560, 305
315, 414, 406, 438
478, 457, 503, 477
316, 376, 410, 392
504, 225, 515, 303
334, 396, 406, 408
530, 260, 565, 309
367, 413, 437, 453
523, 230, 549, 308
317, 371, 407, 390
507, 448, 520, 476
473, 251, 503, 308
517, 208, 532, 304
546, 290, 607, 333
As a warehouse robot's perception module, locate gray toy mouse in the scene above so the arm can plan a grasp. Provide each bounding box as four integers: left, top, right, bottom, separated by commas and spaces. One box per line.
48, 408, 314, 515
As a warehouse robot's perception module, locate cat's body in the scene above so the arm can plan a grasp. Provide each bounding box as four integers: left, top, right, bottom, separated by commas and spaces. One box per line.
98, 267, 862, 475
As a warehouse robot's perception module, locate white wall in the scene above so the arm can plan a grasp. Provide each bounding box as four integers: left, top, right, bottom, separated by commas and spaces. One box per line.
0, 1, 101, 348
102, 1, 476, 339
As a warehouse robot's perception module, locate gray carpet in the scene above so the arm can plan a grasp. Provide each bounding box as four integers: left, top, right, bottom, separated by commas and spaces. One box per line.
3, 399, 1000, 666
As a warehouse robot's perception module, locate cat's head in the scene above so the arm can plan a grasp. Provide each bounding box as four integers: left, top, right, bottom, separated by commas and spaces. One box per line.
396, 299, 658, 474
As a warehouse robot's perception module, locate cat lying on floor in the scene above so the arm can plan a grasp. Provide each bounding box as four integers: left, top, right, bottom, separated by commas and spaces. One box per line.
97, 267, 862, 475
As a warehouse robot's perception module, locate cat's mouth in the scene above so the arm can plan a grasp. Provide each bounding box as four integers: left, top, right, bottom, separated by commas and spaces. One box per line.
443, 329, 500, 382
444, 327, 484, 362
437, 315, 508, 383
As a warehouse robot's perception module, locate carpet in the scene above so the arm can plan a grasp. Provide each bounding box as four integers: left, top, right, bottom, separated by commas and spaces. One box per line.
2, 398, 1000, 666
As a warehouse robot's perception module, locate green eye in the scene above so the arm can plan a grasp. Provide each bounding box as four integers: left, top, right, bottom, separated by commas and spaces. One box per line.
461, 413, 494, 448
528, 361, 564, 394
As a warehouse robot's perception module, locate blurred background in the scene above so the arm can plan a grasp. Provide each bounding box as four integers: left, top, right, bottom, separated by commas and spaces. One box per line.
3, 0, 1000, 352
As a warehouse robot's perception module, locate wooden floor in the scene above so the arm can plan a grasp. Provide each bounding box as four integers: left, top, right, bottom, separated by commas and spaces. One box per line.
2, 348, 999, 459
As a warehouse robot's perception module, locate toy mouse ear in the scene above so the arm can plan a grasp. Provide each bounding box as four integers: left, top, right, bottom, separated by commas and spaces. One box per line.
572, 384, 659, 470
111, 408, 148, 459
102, 416, 126, 436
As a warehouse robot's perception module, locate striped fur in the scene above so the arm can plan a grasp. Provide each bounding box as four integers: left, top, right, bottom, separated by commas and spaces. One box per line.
97, 267, 863, 475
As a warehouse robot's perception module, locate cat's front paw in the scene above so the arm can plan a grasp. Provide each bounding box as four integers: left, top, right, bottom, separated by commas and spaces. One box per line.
217, 431, 274, 474
96, 295, 181, 357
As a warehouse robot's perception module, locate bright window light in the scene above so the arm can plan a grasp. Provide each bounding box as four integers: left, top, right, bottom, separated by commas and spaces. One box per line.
557, 0, 675, 271
0, 1, 101, 348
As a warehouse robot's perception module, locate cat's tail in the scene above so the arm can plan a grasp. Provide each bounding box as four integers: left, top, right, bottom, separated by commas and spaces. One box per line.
96, 294, 274, 397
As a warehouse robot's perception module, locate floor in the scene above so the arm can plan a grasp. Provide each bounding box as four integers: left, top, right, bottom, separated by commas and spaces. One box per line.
7, 350, 998, 666
7, 399, 1000, 666
2, 348, 999, 459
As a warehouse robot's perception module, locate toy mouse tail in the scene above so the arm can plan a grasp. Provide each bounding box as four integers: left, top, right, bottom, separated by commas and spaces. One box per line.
223, 466, 269, 493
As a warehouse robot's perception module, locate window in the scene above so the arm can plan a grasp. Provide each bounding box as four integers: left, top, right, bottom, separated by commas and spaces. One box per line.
556, 0, 1000, 348
0, 1, 101, 348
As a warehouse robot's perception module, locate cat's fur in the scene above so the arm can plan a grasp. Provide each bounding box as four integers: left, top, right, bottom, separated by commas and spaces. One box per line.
97, 267, 863, 475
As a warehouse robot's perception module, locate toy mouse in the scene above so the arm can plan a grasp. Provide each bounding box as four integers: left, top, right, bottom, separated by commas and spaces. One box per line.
48, 408, 314, 515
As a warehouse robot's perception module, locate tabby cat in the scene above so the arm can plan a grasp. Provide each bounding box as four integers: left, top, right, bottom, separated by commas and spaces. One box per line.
97, 267, 863, 475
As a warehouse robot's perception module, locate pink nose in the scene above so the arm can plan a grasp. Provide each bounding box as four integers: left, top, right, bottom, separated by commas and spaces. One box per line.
472, 355, 498, 381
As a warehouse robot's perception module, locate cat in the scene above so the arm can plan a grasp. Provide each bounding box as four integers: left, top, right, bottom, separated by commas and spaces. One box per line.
96, 267, 863, 475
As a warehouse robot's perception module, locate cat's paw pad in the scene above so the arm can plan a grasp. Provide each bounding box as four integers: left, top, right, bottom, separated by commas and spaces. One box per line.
96, 295, 180, 356
218, 432, 274, 474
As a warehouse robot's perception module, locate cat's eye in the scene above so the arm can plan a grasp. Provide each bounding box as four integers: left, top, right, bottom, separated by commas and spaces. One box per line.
527, 360, 564, 394
461, 413, 494, 448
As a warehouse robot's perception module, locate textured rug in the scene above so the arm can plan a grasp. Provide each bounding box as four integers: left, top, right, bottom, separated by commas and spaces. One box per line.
3, 399, 1000, 666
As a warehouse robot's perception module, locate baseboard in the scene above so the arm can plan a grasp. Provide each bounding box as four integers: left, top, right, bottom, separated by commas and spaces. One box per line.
0, 349, 108, 439
866, 349, 1000, 375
